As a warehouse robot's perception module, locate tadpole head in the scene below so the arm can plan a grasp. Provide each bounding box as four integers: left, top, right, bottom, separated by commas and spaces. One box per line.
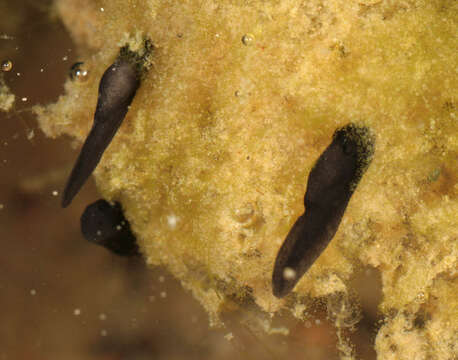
80, 199, 139, 256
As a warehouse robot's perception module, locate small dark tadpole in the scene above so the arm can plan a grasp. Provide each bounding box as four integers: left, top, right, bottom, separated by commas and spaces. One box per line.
61, 41, 153, 208
81, 199, 139, 256
61, 58, 139, 207
272, 123, 375, 298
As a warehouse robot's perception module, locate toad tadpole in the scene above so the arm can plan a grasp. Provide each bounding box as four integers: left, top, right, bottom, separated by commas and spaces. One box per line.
61, 41, 153, 207
272, 123, 374, 298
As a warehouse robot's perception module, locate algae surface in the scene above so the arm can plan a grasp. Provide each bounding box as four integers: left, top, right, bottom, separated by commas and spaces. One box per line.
36, 0, 457, 358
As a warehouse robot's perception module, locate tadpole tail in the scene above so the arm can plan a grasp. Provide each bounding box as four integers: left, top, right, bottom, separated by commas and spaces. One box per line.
61, 118, 125, 208
272, 123, 374, 298
61, 57, 141, 208
272, 202, 349, 298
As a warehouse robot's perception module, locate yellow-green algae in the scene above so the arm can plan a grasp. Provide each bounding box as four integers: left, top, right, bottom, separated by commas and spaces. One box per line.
35, 0, 457, 358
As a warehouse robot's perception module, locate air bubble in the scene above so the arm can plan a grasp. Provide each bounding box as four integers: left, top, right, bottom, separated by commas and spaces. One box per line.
241, 33, 255, 46
69, 62, 89, 82
1, 60, 13, 72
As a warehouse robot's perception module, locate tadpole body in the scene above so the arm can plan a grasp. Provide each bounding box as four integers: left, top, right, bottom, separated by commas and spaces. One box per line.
61, 49, 145, 208
80, 199, 139, 256
272, 124, 374, 298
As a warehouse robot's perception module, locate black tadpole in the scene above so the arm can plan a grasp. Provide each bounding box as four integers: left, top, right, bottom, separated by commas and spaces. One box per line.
272, 123, 374, 298
80, 199, 139, 256
61, 41, 153, 208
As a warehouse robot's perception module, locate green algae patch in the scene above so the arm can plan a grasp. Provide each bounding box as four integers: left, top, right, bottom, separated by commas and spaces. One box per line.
36, 0, 457, 358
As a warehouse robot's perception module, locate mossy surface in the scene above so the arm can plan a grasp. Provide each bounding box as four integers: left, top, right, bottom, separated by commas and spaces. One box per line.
36, 0, 457, 358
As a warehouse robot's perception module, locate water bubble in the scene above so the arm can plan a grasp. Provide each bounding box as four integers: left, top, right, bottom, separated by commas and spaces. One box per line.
1, 60, 13, 72
241, 33, 255, 46
69, 62, 89, 82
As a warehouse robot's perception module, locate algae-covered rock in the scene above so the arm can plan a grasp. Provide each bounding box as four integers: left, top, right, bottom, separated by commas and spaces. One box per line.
35, 0, 457, 358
